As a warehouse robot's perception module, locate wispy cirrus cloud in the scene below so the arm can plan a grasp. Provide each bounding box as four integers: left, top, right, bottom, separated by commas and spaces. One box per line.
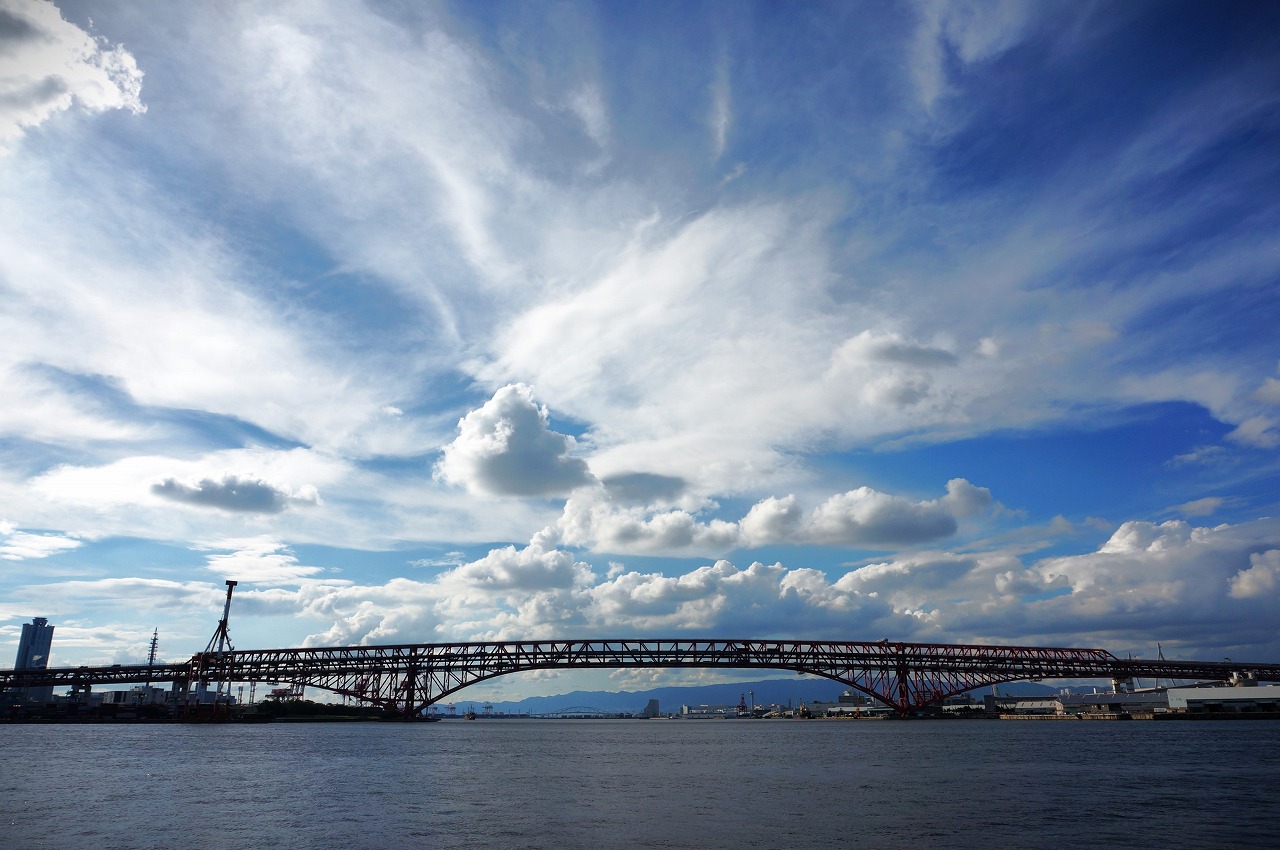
0, 519, 81, 560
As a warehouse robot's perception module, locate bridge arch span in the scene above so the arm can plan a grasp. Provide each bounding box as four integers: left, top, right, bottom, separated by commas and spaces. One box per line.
9, 638, 1277, 718
215, 638, 1142, 717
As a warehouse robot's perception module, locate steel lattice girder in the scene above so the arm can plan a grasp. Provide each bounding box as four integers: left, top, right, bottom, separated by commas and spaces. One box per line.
5, 639, 1280, 716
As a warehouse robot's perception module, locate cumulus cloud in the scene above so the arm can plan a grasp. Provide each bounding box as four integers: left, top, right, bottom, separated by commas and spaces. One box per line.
294, 552, 903, 646
436, 384, 594, 497
1098, 519, 1197, 555
560, 478, 991, 555
838, 552, 978, 606
964, 518, 1280, 653
1229, 550, 1280, 599
805, 479, 990, 546
739, 495, 804, 548
276, 530, 597, 646
23, 514, 1280, 669
559, 489, 741, 555
806, 489, 956, 546
152, 474, 319, 514
0, 0, 145, 148
438, 527, 593, 594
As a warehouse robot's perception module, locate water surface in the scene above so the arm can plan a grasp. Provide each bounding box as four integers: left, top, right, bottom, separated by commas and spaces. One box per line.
3, 719, 1276, 848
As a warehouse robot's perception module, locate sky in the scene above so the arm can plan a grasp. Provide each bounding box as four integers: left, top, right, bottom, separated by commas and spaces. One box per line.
2, 0, 1279, 702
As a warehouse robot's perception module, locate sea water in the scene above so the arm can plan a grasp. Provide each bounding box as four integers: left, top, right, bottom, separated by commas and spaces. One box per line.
3, 719, 1277, 848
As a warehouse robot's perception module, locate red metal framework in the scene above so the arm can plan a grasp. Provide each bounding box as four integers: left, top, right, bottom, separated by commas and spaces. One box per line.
6, 639, 1279, 717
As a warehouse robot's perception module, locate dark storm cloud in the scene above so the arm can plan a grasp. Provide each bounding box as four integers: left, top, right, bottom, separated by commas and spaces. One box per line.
152, 475, 301, 513
0, 7, 39, 44
601, 472, 686, 504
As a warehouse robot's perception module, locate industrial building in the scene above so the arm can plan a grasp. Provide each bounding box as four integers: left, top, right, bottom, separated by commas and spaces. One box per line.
1167, 684, 1280, 713
989, 672, 1280, 719
1056, 690, 1168, 716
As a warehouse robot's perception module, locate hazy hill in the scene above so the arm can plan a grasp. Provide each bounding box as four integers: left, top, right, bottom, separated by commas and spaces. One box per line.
442, 677, 1067, 715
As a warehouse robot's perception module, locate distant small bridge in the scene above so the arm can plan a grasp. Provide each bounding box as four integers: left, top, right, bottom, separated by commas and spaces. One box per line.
5, 638, 1280, 717
534, 706, 612, 718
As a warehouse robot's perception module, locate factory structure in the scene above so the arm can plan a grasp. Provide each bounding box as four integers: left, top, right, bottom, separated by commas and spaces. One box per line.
987, 672, 1280, 719
679, 678, 1280, 720
2, 614, 243, 719
3, 593, 250, 720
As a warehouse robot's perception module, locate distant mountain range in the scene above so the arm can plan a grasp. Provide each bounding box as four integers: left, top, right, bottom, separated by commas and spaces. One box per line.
439, 677, 1069, 715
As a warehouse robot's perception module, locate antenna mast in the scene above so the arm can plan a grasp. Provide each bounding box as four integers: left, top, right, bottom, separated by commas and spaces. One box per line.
144, 628, 159, 690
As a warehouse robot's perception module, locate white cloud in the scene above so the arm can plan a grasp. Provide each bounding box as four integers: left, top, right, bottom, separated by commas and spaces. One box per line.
178, 1, 534, 298
17, 448, 358, 546
739, 495, 804, 548
909, 0, 1034, 113
835, 552, 981, 609
1098, 520, 1196, 555
559, 478, 991, 556
9, 577, 224, 615
19, 514, 1280, 673
200, 537, 330, 586
226, 539, 909, 647
0, 520, 81, 560
435, 384, 594, 498
709, 51, 730, 160
32, 448, 339, 512
1226, 415, 1278, 448
3, 2, 1279, 680
0, 0, 145, 149
559, 491, 742, 556
437, 528, 593, 595
805, 488, 947, 546
834, 330, 958, 369
567, 82, 610, 152
0, 366, 148, 446
1256, 376, 1280, 405
1229, 550, 1280, 600
984, 518, 1280, 650
0, 159, 430, 459
1174, 497, 1223, 518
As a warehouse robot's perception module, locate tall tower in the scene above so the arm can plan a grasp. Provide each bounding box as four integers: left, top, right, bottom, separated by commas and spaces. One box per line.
14, 617, 55, 703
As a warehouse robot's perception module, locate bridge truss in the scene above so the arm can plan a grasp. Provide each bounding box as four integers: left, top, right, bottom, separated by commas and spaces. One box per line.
5, 639, 1280, 717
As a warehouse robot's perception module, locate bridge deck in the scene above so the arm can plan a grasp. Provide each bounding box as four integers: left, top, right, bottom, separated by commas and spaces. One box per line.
4, 639, 1278, 717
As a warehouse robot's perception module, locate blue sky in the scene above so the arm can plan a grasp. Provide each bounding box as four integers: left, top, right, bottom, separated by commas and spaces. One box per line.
2, 0, 1279, 701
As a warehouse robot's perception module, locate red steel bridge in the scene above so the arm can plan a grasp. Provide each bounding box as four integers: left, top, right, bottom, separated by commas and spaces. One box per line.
4, 639, 1280, 717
